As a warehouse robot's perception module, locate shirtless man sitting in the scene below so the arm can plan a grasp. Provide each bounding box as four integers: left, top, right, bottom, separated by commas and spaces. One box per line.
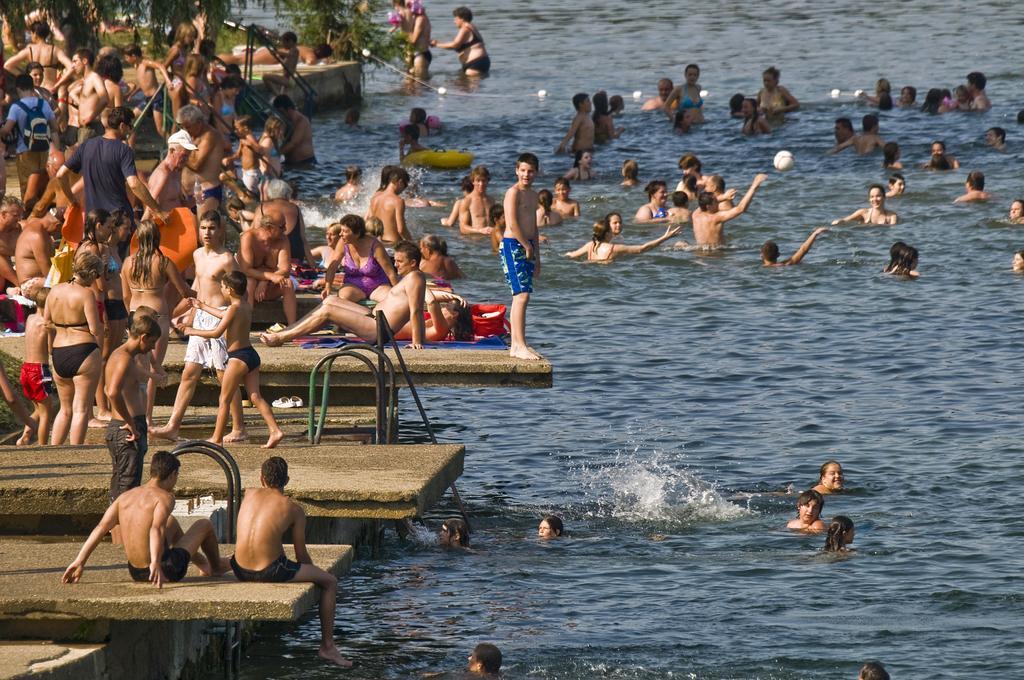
251, 179, 316, 266
459, 165, 493, 235
829, 114, 885, 155
261, 241, 426, 349
367, 166, 413, 243
176, 105, 226, 219
147, 130, 197, 211
230, 456, 352, 667
62, 452, 230, 587
15, 204, 60, 296
272, 95, 316, 167
687, 174, 768, 248
237, 214, 297, 325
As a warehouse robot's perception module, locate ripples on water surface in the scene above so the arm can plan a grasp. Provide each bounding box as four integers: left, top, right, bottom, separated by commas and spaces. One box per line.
238, 1, 1024, 677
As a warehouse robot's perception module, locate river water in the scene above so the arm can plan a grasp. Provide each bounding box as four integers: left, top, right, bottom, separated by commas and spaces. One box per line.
235, 1, 1024, 677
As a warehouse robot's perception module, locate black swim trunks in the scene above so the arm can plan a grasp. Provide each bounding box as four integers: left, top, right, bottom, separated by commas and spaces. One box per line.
106, 415, 148, 503
127, 546, 190, 582
227, 346, 261, 372
230, 553, 300, 583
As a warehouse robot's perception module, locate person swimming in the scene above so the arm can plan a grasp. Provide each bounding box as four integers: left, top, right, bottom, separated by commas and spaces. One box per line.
811, 460, 844, 494
786, 489, 825, 533
886, 173, 906, 198
831, 185, 898, 225
564, 220, 680, 262
823, 515, 855, 552
635, 180, 670, 223
538, 515, 563, 539
1008, 199, 1024, 224
883, 241, 920, 278
621, 159, 640, 187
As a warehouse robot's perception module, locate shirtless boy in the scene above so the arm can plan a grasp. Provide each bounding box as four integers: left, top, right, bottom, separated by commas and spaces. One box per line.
760, 227, 828, 266
62, 452, 230, 587
261, 241, 427, 349
500, 153, 542, 360
179, 271, 283, 449
237, 215, 297, 325
367, 167, 412, 243
154, 212, 246, 442
954, 171, 992, 203
459, 165, 493, 235
555, 93, 595, 155
690, 174, 768, 247
786, 489, 825, 532
122, 44, 171, 136
830, 114, 885, 155
230, 456, 352, 667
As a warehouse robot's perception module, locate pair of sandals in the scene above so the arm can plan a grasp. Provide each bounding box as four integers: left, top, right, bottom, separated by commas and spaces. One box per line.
271, 396, 304, 408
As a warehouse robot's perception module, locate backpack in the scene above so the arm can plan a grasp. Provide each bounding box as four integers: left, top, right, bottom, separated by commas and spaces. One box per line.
14, 98, 50, 153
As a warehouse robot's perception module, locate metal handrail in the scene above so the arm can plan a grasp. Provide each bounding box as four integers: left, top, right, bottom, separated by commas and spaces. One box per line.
131, 84, 169, 134
171, 440, 242, 543
222, 19, 318, 118
307, 344, 398, 444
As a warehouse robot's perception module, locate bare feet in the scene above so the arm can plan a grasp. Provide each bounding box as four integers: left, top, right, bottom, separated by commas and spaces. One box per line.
207, 437, 223, 445
509, 345, 542, 361
260, 332, 284, 347
223, 430, 248, 443
262, 429, 284, 449
87, 417, 109, 429
318, 645, 353, 668
151, 425, 182, 442
212, 556, 232, 576
16, 425, 35, 446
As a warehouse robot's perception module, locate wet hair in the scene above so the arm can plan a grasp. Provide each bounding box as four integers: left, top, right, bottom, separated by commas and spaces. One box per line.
760, 240, 780, 263
592, 221, 611, 245
824, 516, 854, 552
82, 208, 110, 247
129, 311, 161, 339
365, 216, 384, 237
729, 93, 745, 115
742, 97, 760, 123
554, 177, 570, 191
671, 191, 689, 208
967, 71, 987, 91
862, 114, 879, 132
573, 149, 589, 168
571, 92, 589, 111
72, 250, 104, 283
394, 241, 422, 265
130, 221, 167, 287
541, 515, 564, 536
453, 6, 473, 22
460, 175, 474, 193
471, 643, 501, 673
921, 88, 943, 114
272, 94, 296, 111
621, 159, 639, 181
222, 270, 247, 296
377, 165, 398, 191
797, 489, 823, 511
488, 204, 504, 225
673, 109, 691, 133
388, 167, 411, 188
340, 214, 366, 238
592, 90, 610, 122
859, 662, 890, 680
344, 165, 362, 183
106, 106, 133, 130
707, 175, 725, 193
884, 241, 919, 276
420, 233, 447, 256
927, 153, 952, 171
882, 142, 900, 167
987, 126, 1006, 144
762, 66, 780, 81
609, 95, 624, 113
678, 153, 702, 172
409, 107, 427, 124
441, 517, 470, 546
819, 460, 842, 482
537, 189, 553, 211
868, 183, 886, 199
470, 165, 491, 181
901, 85, 916, 103
878, 92, 893, 110
835, 117, 853, 134
697, 191, 718, 211
150, 452, 181, 481
401, 124, 420, 142
261, 456, 289, 489
603, 212, 622, 228
516, 152, 539, 170
966, 170, 985, 191
932, 140, 947, 152
644, 180, 666, 199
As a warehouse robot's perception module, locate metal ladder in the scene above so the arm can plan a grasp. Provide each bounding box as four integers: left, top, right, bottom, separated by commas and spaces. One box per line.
223, 19, 318, 119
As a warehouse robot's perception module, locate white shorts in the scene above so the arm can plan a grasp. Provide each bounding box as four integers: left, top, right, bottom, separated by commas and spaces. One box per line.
242, 169, 262, 194
184, 308, 227, 371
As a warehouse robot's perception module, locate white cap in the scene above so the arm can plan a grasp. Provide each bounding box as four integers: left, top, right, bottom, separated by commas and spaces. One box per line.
167, 129, 198, 151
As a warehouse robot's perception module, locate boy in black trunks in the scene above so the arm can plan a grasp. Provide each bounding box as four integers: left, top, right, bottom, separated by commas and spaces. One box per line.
62, 452, 230, 587
231, 456, 352, 667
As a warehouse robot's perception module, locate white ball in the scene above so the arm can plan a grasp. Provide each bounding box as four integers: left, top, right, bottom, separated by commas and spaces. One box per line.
437, 87, 447, 96
632, 90, 642, 100
361, 48, 371, 57
537, 89, 547, 98
699, 89, 708, 98
830, 88, 841, 98
854, 89, 865, 97
773, 150, 795, 172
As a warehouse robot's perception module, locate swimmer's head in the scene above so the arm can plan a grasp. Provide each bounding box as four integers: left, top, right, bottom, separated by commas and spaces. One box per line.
515, 152, 539, 172
344, 108, 360, 125
261, 456, 289, 490
150, 452, 181, 483
346, 165, 362, 182
796, 489, 823, 521
574, 150, 592, 168
401, 123, 420, 142
875, 78, 891, 94
899, 85, 916, 105
818, 460, 844, 492
729, 93, 744, 115
409, 107, 427, 124
1012, 250, 1024, 272
571, 92, 590, 112
644, 180, 667, 203
538, 515, 563, 538
1010, 200, 1024, 223
966, 71, 987, 93
488, 204, 505, 227
671, 191, 689, 208
707, 175, 725, 194
762, 66, 781, 87
673, 109, 691, 133
741, 98, 758, 119
858, 662, 890, 680
824, 515, 854, 552
966, 170, 985, 191
834, 117, 853, 143
862, 113, 879, 132
471, 165, 491, 184
658, 78, 674, 97
684, 63, 700, 83
986, 127, 1006, 146
868, 184, 886, 207
885, 240, 919, 276
537, 189, 553, 210
760, 240, 780, 264
697, 191, 718, 212
439, 517, 470, 547
387, 167, 411, 191
554, 177, 571, 196
678, 154, 702, 174
921, 88, 943, 114
420, 233, 447, 257
927, 153, 952, 171
460, 175, 474, 194
592, 220, 611, 244
883, 142, 900, 167
609, 94, 624, 114
621, 159, 639, 182
453, 6, 473, 23
592, 90, 610, 117
468, 643, 502, 675
604, 212, 623, 235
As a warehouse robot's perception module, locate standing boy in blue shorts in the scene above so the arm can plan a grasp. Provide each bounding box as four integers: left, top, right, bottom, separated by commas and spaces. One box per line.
500, 153, 541, 360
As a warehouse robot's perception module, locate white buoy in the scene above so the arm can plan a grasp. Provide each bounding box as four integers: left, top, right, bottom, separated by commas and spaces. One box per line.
854, 89, 865, 97
830, 88, 841, 98
361, 48, 371, 58
632, 90, 642, 100
699, 89, 708, 98
537, 89, 547, 98
437, 87, 447, 96
773, 150, 795, 172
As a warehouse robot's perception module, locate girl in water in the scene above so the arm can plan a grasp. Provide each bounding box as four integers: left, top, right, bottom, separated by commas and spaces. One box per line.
741, 98, 771, 135
551, 178, 580, 218
862, 78, 893, 110
535, 189, 563, 227
564, 221, 680, 262
621, 159, 640, 187
920, 88, 943, 114
831, 185, 898, 225
672, 110, 691, 134
756, 66, 800, 124
635, 180, 670, 223
811, 460, 844, 495
439, 517, 470, 549
419, 234, 464, 280
823, 516, 855, 553
592, 91, 624, 144
883, 241, 920, 278
886, 173, 906, 198
664, 63, 705, 124
564, 150, 595, 181
882, 142, 903, 169
538, 515, 563, 539
605, 212, 623, 237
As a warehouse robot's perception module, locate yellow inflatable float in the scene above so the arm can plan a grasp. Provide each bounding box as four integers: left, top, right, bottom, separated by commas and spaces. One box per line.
402, 149, 474, 169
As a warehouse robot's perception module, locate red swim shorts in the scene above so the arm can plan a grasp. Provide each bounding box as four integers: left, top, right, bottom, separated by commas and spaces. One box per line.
20, 362, 54, 403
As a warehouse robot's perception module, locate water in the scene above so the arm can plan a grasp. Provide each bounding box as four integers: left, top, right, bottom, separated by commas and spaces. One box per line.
237, 1, 1024, 677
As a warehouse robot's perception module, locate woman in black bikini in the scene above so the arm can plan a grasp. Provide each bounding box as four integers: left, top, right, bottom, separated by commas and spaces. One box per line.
431, 6, 491, 76
4, 21, 72, 92
45, 251, 104, 445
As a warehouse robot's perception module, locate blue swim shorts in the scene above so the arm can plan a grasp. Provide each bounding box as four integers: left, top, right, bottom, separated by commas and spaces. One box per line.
499, 237, 534, 295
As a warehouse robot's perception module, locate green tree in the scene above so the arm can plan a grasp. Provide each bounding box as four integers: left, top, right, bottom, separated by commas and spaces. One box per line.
272, 0, 404, 62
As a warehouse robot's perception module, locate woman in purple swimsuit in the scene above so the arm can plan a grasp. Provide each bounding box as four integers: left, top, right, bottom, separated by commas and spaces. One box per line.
322, 214, 398, 302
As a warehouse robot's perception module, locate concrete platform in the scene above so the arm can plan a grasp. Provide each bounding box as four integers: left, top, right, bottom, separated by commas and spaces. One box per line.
248, 61, 362, 109
0, 443, 464, 524
0, 539, 351, 621
0, 641, 105, 679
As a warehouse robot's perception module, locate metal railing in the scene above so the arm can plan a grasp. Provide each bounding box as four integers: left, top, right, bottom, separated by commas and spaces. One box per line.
222, 19, 318, 119
171, 440, 242, 543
